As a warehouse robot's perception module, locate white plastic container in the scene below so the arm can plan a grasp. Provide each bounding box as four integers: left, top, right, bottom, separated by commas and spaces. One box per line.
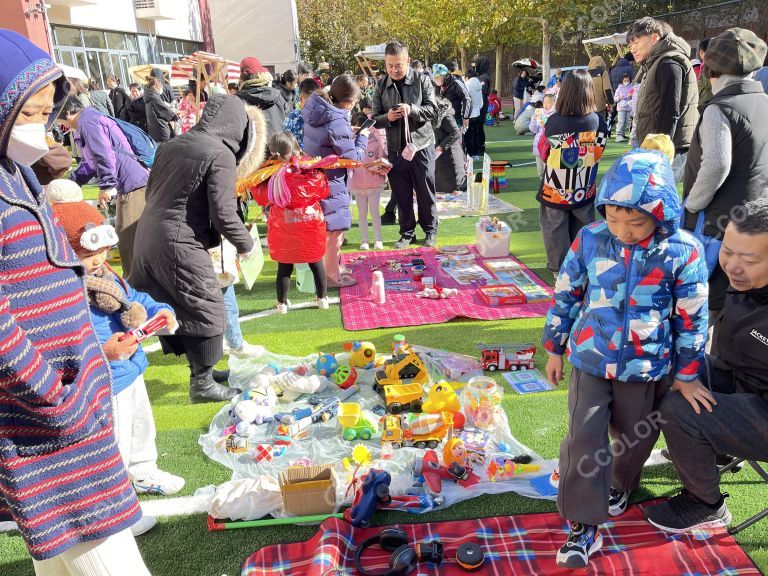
475, 221, 511, 258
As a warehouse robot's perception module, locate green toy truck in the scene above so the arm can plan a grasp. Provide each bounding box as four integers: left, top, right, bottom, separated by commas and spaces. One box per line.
338, 403, 379, 441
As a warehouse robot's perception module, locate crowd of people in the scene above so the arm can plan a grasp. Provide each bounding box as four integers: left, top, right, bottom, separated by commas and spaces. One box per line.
1, 12, 768, 576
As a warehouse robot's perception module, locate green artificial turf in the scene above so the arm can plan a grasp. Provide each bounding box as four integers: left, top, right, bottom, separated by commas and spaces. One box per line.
3, 117, 767, 576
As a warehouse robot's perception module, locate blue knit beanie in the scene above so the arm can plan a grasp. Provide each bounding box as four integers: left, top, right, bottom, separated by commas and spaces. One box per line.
0, 29, 69, 154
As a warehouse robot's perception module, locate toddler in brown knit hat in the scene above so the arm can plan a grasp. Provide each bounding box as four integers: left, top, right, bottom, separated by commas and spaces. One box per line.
52, 201, 185, 529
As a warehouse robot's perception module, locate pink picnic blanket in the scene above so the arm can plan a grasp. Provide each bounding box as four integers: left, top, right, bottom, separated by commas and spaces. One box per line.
339, 246, 553, 331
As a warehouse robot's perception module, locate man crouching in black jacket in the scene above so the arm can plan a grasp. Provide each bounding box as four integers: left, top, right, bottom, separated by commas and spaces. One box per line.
645, 197, 768, 533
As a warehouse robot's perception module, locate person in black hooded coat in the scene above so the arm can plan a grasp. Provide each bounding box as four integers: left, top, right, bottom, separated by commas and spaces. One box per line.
150, 66, 174, 103
432, 97, 467, 193
474, 55, 491, 154
131, 95, 267, 403
237, 57, 292, 138
144, 77, 176, 143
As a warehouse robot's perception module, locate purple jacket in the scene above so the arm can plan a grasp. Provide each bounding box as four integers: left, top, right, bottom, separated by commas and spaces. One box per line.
71, 107, 149, 194
302, 93, 367, 230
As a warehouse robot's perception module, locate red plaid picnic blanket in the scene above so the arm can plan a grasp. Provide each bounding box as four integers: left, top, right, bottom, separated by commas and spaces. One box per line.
339, 247, 553, 331
241, 502, 760, 575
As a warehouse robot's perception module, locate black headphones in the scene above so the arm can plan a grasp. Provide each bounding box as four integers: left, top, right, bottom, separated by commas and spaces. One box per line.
354, 527, 443, 576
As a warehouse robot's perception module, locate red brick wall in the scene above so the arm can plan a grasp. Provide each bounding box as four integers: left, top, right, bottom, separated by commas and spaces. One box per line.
1, 0, 52, 54
198, 0, 215, 53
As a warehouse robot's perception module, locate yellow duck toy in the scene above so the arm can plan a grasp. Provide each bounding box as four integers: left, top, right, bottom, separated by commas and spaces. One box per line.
422, 382, 462, 413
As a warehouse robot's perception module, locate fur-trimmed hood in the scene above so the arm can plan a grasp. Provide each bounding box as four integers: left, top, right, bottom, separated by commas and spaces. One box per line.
190, 94, 266, 181
237, 103, 267, 180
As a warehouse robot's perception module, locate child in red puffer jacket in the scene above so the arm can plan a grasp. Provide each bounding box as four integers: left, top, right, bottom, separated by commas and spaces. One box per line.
251, 132, 330, 314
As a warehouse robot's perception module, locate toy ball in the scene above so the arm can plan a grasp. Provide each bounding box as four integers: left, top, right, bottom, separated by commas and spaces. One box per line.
315, 353, 339, 376
344, 341, 377, 369
334, 365, 358, 389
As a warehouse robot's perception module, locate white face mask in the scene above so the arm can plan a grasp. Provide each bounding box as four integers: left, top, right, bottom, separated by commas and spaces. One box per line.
7, 123, 49, 166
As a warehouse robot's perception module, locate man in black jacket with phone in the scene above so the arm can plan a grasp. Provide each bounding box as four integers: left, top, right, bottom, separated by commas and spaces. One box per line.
645, 197, 768, 533
373, 41, 439, 248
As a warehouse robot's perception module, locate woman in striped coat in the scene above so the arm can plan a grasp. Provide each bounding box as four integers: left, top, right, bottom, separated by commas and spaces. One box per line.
0, 30, 150, 574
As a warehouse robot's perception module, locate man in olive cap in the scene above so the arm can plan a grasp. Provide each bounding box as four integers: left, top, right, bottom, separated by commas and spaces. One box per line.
681, 27, 768, 349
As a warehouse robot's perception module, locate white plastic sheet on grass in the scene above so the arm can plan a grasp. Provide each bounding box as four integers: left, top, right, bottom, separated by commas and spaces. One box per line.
198, 348, 556, 521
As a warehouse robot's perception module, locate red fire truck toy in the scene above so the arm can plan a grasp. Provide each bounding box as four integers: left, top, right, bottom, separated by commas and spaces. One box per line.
477, 343, 536, 372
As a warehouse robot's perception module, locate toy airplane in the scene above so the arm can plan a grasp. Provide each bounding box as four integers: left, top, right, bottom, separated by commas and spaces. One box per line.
412, 450, 480, 494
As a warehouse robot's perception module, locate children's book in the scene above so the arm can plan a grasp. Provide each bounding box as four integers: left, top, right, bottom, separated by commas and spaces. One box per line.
503, 369, 555, 394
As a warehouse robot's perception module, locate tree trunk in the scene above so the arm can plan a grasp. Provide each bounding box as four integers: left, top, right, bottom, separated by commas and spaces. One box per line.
495, 43, 503, 95
541, 18, 551, 87
460, 47, 468, 74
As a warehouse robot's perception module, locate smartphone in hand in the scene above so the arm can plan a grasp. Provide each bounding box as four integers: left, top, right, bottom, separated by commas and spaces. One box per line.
359, 118, 376, 132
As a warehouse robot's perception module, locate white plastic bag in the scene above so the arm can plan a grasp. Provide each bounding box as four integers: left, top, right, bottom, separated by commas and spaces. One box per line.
208, 476, 282, 520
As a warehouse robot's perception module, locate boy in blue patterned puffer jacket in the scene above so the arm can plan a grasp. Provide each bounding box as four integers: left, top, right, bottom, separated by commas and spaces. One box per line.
542, 149, 709, 569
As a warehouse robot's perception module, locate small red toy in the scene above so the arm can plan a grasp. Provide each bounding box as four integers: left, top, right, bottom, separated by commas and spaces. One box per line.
477, 343, 536, 372
118, 316, 168, 344
413, 450, 481, 494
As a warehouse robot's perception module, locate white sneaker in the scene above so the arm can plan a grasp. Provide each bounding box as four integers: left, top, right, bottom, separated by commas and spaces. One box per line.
359, 242, 370, 251
373, 241, 384, 250
276, 301, 289, 314
133, 469, 185, 496
317, 297, 329, 309
130, 515, 157, 537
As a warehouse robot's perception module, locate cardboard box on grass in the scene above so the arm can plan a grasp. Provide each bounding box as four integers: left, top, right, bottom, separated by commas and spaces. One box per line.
279, 465, 336, 516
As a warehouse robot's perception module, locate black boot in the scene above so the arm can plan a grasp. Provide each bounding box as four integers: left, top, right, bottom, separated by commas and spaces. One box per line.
380, 211, 397, 225
212, 369, 230, 383
189, 364, 238, 404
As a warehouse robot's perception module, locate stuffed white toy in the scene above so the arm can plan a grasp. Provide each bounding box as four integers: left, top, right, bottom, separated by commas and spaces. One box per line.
247, 369, 328, 403
231, 385, 277, 426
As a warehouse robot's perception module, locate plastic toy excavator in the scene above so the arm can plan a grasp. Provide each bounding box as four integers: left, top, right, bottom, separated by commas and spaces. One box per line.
373, 350, 430, 413
373, 350, 429, 390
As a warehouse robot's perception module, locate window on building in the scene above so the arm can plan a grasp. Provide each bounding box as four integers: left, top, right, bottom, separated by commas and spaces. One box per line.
52, 25, 201, 89
54, 27, 82, 48
137, 35, 156, 63
82, 29, 107, 50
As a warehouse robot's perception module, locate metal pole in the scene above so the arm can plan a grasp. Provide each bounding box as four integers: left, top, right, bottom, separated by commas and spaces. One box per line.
39, 1, 55, 56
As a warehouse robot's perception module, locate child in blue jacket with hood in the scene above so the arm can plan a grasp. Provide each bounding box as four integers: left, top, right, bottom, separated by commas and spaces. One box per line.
542, 148, 709, 569
302, 75, 369, 288
53, 201, 185, 508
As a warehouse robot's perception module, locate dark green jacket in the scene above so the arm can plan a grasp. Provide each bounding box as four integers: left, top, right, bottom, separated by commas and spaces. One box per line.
635, 34, 698, 151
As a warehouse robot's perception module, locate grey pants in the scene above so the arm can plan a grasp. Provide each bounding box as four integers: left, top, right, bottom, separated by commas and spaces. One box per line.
114, 186, 146, 281
558, 368, 670, 525
539, 203, 595, 274
659, 360, 768, 504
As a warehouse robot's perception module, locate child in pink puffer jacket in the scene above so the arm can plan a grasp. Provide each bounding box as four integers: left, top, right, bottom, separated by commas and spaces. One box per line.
349, 112, 389, 250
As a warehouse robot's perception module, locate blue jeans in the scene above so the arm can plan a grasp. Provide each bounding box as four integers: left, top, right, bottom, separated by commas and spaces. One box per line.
222, 285, 244, 349
616, 110, 629, 138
